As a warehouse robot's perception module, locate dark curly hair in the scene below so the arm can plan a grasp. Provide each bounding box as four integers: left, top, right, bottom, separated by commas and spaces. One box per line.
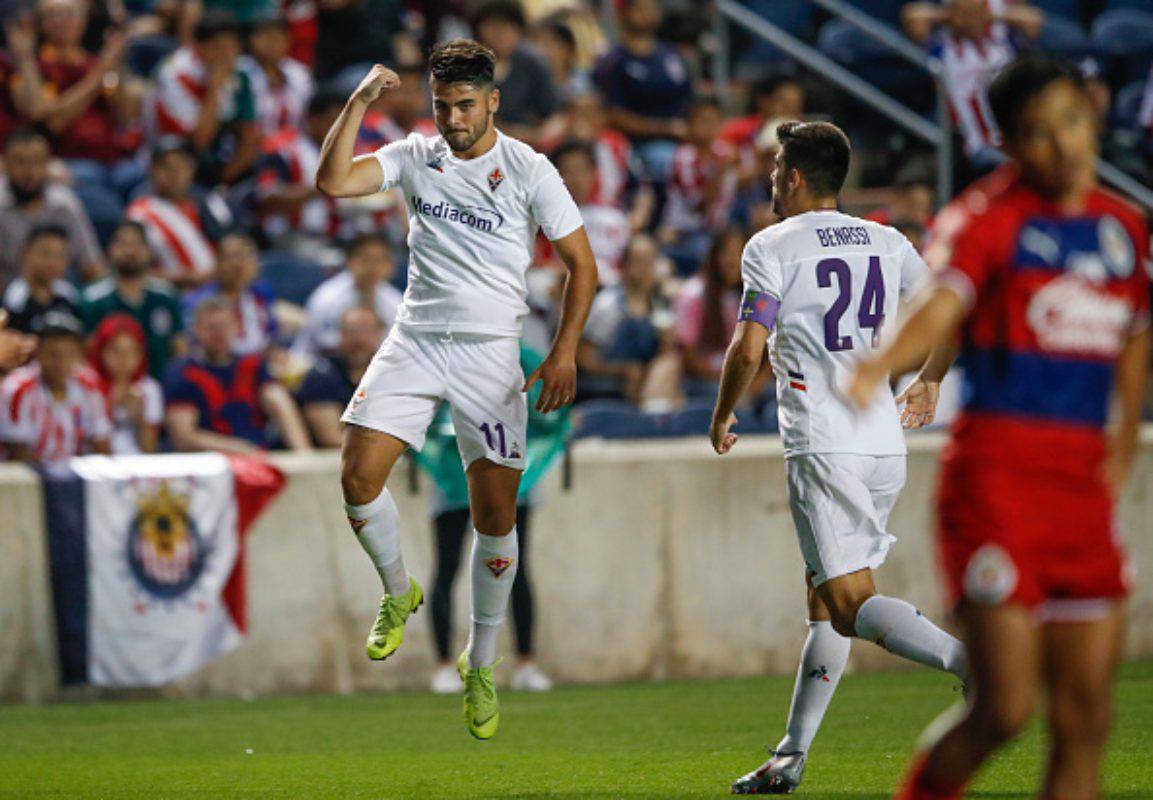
776, 120, 851, 197
429, 39, 496, 88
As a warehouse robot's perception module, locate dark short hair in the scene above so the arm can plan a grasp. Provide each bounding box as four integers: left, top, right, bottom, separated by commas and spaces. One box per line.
988, 55, 1085, 143
753, 73, 801, 99
23, 223, 69, 252
473, 0, 527, 32
550, 140, 596, 169
429, 39, 496, 88
250, 14, 290, 34
346, 232, 392, 259
543, 21, 576, 49
308, 88, 346, 119
195, 8, 241, 42
688, 94, 722, 116
4, 128, 48, 152
151, 136, 196, 164
776, 120, 851, 197
111, 220, 149, 243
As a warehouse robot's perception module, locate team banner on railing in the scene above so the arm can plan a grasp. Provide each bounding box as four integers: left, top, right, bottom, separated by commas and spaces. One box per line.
42, 453, 284, 687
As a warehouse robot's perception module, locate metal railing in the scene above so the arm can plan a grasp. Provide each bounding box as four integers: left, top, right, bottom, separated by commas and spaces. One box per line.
713, 0, 1153, 211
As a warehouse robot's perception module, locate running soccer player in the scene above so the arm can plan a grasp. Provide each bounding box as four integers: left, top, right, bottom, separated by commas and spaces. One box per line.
848, 57, 1150, 800
315, 40, 597, 740
710, 121, 970, 795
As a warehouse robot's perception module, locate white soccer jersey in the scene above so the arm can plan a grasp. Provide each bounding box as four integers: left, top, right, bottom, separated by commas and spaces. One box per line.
740, 210, 928, 457
371, 131, 585, 337
0, 364, 112, 464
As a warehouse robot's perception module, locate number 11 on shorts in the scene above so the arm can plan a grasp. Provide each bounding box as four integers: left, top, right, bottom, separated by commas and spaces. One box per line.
479, 422, 507, 458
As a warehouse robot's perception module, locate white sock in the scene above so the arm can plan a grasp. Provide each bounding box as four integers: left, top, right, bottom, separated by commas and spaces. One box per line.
468, 527, 519, 668
777, 621, 851, 754
344, 487, 409, 597
854, 595, 969, 681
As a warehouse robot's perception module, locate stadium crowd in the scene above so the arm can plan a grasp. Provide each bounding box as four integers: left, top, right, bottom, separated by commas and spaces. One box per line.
0, 0, 1150, 466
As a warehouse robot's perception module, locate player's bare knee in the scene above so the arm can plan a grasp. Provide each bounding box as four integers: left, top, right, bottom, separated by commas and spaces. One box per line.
340, 450, 386, 505
1050, 688, 1112, 743
972, 696, 1033, 746
828, 611, 858, 638
471, 504, 516, 537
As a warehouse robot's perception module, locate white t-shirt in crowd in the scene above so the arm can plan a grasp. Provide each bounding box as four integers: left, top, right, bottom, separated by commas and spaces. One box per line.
109, 376, 165, 455
371, 130, 584, 337
294, 270, 403, 355
741, 210, 928, 458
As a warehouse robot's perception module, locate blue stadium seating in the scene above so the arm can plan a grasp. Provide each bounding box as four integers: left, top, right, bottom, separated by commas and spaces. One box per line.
816, 18, 936, 115
1092, 9, 1153, 80
573, 400, 664, 440
736, 0, 819, 67
1030, 0, 1082, 19
126, 35, 177, 78
665, 399, 716, 437
840, 0, 905, 25
258, 251, 328, 307
1105, 0, 1153, 10
1113, 79, 1149, 129
1035, 14, 1093, 60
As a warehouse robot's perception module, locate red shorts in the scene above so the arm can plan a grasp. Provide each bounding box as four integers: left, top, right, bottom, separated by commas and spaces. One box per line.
937, 455, 1130, 612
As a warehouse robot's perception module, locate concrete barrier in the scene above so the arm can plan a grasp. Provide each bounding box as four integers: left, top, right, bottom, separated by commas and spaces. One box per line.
3, 431, 1153, 702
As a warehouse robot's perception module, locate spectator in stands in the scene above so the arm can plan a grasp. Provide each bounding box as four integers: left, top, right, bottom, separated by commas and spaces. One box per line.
675, 227, 744, 395
903, 0, 1042, 177
183, 233, 278, 357
563, 93, 654, 231
312, 0, 404, 84
295, 306, 384, 447
0, 129, 105, 286
534, 20, 593, 107
80, 220, 186, 380
595, 0, 692, 184
473, 1, 559, 147
552, 141, 631, 283
864, 162, 935, 228
31, 0, 131, 166
659, 97, 739, 276
127, 138, 231, 289
151, 9, 261, 185
0, 310, 111, 464
239, 14, 315, 138
1, 223, 79, 335
163, 296, 310, 454
721, 73, 805, 154
293, 233, 401, 356
88, 313, 163, 454
0, 15, 48, 143
577, 233, 678, 405
255, 90, 343, 248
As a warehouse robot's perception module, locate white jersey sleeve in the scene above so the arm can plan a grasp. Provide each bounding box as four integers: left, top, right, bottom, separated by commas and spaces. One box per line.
897, 235, 929, 297
739, 235, 784, 330
0, 374, 34, 445
529, 157, 584, 242
372, 136, 413, 192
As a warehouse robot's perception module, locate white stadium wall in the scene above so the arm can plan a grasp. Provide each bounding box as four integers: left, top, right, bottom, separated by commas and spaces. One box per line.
4, 432, 1153, 702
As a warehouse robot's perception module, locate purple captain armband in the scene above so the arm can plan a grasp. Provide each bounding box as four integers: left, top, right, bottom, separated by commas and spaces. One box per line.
738, 290, 781, 330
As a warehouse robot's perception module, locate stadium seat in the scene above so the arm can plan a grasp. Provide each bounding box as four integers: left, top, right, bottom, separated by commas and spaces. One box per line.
1106, 0, 1153, 10
665, 399, 716, 437
1035, 14, 1092, 60
840, 0, 904, 25
573, 400, 664, 440
258, 251, 328, 306
1030, 0, 1082, 19
735, 0, 818, 69
1091, 9, 1153, 81
126, 35, 178, 78
816, 19, 937, 115
1113, 80, 1148, 129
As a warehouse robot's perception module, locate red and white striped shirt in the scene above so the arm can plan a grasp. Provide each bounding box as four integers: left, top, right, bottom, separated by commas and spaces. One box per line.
151, 47, 248, 138
592, 129, 635, 209
663, 140, 738, 233
238, 55, 314, 137
1, 363, 111, 464
257, 128, 336, 239
931, 1, 1018, 158
127, 195, 216, 281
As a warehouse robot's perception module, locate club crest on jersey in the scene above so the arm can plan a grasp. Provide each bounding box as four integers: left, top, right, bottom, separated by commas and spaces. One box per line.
426, 156, 444, 173
487, 167, 504, 191
350, 388, 367, 410
485, 556, 514, 578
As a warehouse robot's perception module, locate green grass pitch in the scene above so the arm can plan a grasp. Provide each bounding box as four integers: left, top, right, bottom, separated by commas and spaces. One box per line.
3, 661, 1151, 799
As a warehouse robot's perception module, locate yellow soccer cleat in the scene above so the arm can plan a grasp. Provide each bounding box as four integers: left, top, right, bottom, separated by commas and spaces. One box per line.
458, 651, 501, 740
365, 577, 423, 661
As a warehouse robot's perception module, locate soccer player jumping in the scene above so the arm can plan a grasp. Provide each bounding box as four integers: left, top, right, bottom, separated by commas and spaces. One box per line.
316, 40, 597, 740
849, 57, 1150, 800
711, 121, 969, 794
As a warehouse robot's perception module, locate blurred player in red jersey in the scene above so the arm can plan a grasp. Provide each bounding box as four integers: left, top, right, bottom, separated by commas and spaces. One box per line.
848, 56, 1151, 800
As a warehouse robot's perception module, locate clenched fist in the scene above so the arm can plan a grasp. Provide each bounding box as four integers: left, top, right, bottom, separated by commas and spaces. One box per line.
352, 64, 400, 106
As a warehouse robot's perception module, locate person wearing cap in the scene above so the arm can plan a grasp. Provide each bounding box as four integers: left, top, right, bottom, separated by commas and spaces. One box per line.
0, 309, 112, 464
1, 222, 80, 335
126, 138, 232, 289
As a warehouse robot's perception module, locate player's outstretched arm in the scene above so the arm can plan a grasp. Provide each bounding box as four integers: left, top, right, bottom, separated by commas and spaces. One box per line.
710, 321, 769, 455
315, 65, 396, 198
523, 228, 599, 413
847, 284, 966, 410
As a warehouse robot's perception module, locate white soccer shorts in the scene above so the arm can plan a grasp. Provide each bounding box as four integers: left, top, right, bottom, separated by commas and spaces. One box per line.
341, 327, 527, 470
785, 453, 906, 587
